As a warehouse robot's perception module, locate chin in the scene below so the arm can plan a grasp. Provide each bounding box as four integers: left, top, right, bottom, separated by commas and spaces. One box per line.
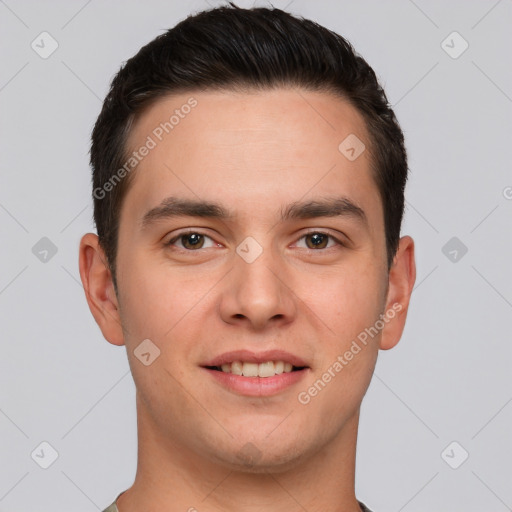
205, 434, 315, 474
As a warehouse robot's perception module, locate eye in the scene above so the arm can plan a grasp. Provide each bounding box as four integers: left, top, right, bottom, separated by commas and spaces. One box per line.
167, 231, 218, 250
295, 231, 344, 250
165, 230, 345, 252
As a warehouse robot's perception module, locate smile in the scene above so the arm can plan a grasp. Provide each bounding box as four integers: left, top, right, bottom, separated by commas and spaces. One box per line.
205, 360, 306, 378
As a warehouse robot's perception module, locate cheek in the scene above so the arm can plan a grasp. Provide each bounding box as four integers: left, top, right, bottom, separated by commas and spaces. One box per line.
117, 253, 218, 371
116, 254, 186, 342
307, 267, 383, 409
302, 264, 385, 343
118, 262, 206, 405
297, 275, 381, 424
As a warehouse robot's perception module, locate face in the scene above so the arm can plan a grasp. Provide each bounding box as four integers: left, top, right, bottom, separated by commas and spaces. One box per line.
82, 88, 414, 472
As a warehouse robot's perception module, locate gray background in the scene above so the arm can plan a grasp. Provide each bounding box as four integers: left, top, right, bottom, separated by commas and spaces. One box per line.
1, 0, 511, 511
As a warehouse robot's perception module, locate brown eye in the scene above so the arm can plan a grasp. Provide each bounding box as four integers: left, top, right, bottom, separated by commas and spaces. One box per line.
305, 232, 329, 249
181, 233, 204, 249
167, 231, 216, 250
294, 231, 344, 251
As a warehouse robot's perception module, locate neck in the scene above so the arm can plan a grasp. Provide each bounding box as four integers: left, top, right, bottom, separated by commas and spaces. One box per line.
117, 394, 363, 512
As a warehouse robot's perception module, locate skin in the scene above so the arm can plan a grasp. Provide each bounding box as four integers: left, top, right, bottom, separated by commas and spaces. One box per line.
79, 88, 416, 512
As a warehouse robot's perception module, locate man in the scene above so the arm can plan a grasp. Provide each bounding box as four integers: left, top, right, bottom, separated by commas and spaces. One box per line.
79, 4, 416, 511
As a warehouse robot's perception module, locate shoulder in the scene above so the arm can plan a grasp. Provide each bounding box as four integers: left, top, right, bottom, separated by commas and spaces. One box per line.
101, 500, 119, 512
358, 500, 374, 512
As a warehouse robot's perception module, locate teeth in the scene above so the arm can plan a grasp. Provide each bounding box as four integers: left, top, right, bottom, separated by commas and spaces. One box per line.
231, 361, 243, 375
242, 362, 259, 377
218, 360, 300, 377
258, 361, 275, 378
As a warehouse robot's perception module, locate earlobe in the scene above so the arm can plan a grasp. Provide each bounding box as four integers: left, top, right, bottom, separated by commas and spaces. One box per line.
78, 233, 125, 346
379, 236, 416, 351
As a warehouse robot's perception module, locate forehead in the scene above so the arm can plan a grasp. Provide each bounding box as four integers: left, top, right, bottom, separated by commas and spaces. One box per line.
120, 88, 382, 231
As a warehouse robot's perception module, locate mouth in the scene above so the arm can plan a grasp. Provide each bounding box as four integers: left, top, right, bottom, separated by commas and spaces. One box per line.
200, 350, 310, 396
204, 361, 308, 378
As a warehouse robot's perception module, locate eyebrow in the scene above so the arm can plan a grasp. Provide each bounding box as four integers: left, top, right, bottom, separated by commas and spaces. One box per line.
140, 196, 368, 229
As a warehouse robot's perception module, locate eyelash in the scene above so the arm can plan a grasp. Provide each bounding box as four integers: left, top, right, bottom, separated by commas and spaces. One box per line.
166, 229, 346, 252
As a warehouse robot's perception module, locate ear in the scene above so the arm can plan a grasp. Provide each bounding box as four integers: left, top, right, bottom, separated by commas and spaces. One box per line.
78, 233, 125, 346
379, 235, 416, 350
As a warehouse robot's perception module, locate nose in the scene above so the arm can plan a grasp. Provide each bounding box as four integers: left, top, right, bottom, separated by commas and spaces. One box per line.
218, 244, 297, 331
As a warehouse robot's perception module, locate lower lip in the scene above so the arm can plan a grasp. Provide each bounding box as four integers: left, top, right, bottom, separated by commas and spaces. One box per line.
202, 367, 309, 396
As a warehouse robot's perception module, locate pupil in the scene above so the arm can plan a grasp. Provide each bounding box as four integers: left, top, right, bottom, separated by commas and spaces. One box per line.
309, 233, 326, 249
185, 233, 202, 248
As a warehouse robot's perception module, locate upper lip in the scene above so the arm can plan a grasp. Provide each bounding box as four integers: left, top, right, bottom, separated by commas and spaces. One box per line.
201, 349, 309, 368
